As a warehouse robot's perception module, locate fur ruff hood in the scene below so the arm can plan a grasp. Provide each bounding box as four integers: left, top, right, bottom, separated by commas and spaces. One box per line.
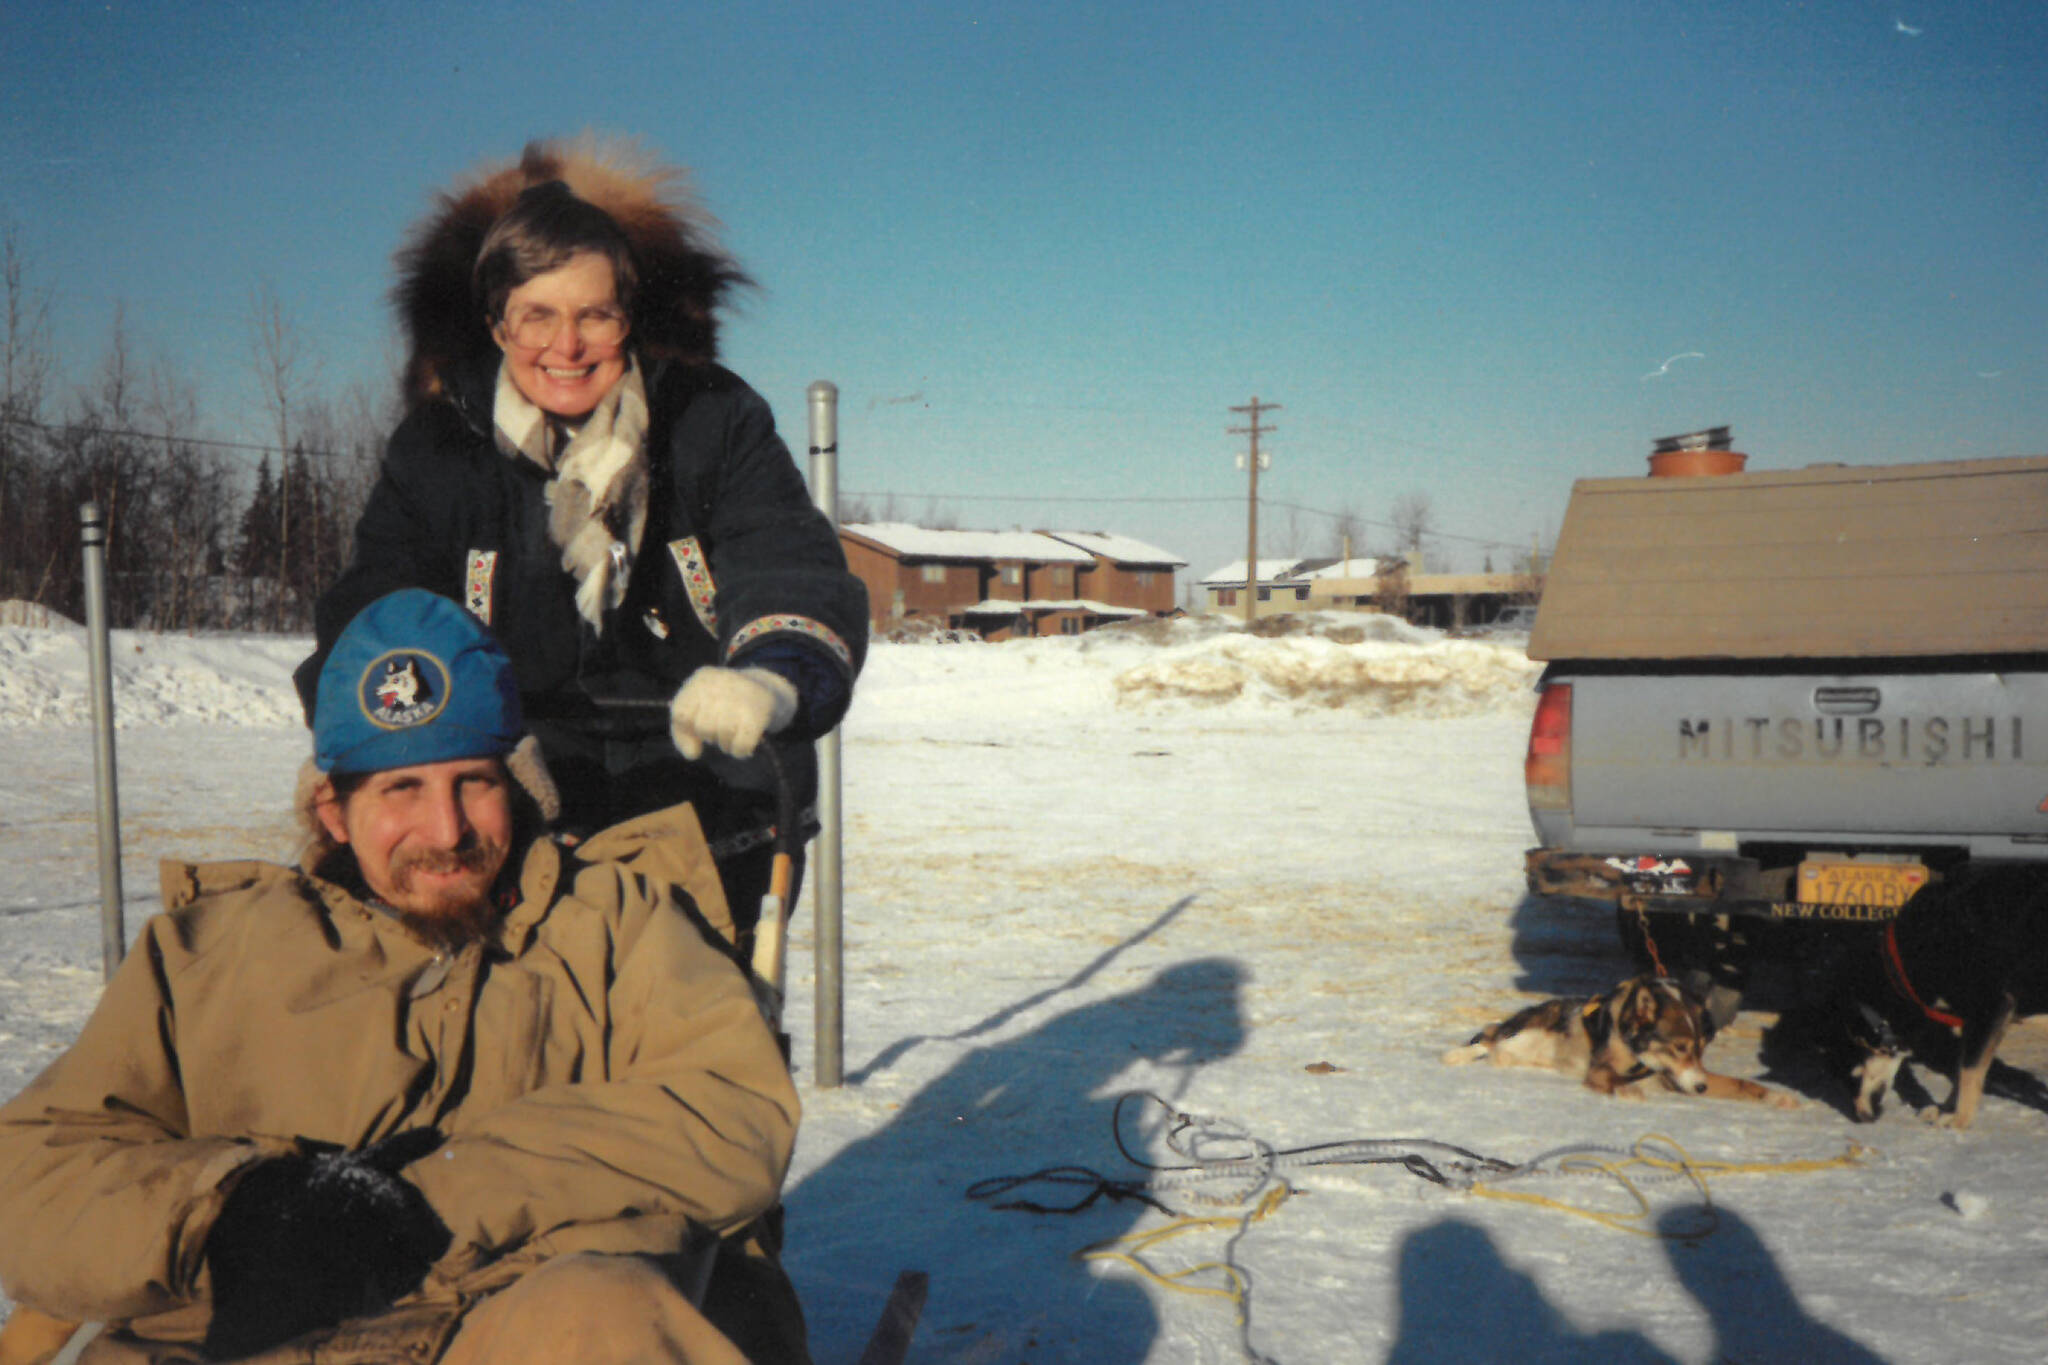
393, 136, 749, 408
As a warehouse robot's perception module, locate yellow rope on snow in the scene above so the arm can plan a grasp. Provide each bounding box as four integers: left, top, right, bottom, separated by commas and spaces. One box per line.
1467, 1133, 1875, 1239
1074, 1183, 1292, 1320
1069, 1131, 1873, 1326
1063, 1130, 1872, 1365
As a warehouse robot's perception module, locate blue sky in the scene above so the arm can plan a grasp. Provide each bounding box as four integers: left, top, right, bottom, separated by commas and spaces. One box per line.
3, 0, 2043, 581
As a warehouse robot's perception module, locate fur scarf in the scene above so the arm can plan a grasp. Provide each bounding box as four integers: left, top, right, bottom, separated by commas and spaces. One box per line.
492, 357, 652, 629
392, 135, 750, 407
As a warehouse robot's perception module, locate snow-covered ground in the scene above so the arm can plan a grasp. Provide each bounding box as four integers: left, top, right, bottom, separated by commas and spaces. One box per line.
5, 613, 2048, 1363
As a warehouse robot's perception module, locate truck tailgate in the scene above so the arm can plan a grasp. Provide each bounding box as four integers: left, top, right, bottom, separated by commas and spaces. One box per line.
1565, 669, 2048, 840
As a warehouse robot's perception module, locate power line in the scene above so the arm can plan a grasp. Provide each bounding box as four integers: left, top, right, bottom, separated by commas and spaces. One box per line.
841, 486, 1539, 553
0, 412, 364, 462
1, 414, 1543, 554
842, 487, 1242, 507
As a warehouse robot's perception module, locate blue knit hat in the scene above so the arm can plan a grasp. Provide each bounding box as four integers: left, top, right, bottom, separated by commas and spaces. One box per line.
314, 590, 523, 775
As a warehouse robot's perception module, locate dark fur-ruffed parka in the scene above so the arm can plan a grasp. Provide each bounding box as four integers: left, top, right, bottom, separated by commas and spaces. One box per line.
297, 138, 868, 857
394, 136, 751, 406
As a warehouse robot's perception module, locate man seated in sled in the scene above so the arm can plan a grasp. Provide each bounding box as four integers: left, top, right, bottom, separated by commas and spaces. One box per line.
0, 589, 804, 1364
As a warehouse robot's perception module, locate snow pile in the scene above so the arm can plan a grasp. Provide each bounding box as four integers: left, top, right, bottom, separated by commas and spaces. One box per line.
0, 614, 1539, 733
0, 599, 77, 629
0, 626, 309, 728
1112, 631, 1541, 715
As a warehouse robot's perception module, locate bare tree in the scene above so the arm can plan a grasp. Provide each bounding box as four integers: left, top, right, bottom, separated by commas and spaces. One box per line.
1277, 502, 1308, 557
43, 309, 158, 623
145, 358, 234, 629
1509, 532, 1549, 606
2, 227, 52, 422
1374, 556, 1411, 622
1389, 491, 1433, 554
1327, 502, 1365, 564
247, 280, 315, 627
298, 381, 388, 587
1, 228, 55, 601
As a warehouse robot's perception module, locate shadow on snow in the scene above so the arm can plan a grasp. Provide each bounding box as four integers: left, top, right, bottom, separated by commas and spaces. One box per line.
784, 928, 1246, 1364
1384, 1205, 1886, 1365
1505, 892, 1637, 997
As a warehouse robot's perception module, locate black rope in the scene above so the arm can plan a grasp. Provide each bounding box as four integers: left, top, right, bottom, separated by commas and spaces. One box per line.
964, 1167, 1174, 1217
967, 1091, 1523, 1215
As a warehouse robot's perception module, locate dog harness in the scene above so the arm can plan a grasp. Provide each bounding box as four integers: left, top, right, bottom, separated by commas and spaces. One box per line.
1882, 919, 1964, 1031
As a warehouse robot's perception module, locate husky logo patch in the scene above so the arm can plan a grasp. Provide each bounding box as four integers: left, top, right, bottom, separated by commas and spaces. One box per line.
359, 650, 451, 730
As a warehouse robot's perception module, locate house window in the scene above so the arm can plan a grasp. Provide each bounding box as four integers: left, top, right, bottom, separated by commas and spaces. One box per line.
1136, 571, 1155, 587
1257, 588, 1271, 602
1216, 588, 1237, 606
1061, 617, 1082, 635
1002, 566, 1022, 585
1294, 586, 1309, 601
920, 564, 947, 584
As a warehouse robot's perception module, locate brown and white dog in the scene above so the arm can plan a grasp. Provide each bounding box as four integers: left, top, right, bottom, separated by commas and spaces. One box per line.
1443, 975, 1799, 1107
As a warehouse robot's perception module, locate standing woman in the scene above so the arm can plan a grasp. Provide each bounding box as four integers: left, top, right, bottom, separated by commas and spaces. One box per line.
297, 138, 867, 962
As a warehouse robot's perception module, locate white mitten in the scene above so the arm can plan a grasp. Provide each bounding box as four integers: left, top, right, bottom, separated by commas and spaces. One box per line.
670, 667, 799, 760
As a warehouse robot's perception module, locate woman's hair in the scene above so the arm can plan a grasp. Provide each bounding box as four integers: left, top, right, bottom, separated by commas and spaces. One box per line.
472, 180, 640, 325
396, 138, 749, 403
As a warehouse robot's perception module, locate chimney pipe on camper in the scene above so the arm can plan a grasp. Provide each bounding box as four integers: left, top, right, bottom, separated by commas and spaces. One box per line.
1648, 426, 1748, 477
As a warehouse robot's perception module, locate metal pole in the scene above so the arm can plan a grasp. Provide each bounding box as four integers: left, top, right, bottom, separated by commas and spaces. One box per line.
80, 502, 125, 980
806, 381, 845, 1088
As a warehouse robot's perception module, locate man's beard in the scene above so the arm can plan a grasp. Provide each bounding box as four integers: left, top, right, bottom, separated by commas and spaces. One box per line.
385, 838, 508, 950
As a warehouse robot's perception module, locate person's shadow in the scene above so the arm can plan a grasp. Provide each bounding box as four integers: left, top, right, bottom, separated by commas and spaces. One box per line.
1506, 891, 1639, 997
1659, 1206, 1887, 1363
1385, 1219, 1679, 1364
782, 956, 1247, 1363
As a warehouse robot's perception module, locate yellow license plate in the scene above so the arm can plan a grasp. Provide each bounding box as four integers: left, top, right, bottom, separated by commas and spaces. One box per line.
1796, 859, 1928, 908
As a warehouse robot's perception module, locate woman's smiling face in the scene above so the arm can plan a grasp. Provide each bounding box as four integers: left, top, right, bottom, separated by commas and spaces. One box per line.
491, 251, 630, 418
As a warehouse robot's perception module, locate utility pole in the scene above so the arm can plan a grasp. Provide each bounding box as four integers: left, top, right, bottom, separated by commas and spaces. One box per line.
1229, 397, 1279, 624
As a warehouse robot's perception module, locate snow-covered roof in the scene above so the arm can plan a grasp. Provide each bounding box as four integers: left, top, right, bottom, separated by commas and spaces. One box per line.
958, 599, 1147, 617
1041, 531, 1187, 568
1199, 558, 1310, 586
1297, 557, 1382, 580
842, 522, 1093, 563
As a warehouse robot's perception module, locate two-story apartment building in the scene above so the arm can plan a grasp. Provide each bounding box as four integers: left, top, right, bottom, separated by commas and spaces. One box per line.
840, 523, 1186, 639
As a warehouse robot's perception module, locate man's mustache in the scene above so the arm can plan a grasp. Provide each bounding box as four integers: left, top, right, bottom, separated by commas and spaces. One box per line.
392, 837, 504, 884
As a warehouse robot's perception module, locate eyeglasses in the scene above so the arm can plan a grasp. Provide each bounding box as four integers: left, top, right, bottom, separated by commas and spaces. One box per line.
500, 304, 629, 350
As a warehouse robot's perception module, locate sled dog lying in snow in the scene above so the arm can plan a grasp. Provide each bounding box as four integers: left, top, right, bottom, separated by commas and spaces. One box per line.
1770, 864, 2048, 1129
1442, 975, 1799, 1107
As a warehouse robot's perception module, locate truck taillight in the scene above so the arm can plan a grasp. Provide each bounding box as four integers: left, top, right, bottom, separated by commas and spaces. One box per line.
1526, 682, 1572, 812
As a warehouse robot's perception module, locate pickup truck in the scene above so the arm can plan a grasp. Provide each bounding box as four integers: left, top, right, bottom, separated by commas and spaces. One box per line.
1520, 451, 2048, 1005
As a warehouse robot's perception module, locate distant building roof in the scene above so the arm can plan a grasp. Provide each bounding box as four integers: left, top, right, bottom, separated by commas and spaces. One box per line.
1199, 558, 1311, 586
842, 522, 1093, 563
1041, 531, 1187, 568
1297, 556, 1383, 580
958, 598, 1148, 618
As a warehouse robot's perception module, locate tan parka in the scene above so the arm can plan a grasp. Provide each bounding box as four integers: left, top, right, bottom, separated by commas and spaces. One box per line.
0, 803, 796, 1357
